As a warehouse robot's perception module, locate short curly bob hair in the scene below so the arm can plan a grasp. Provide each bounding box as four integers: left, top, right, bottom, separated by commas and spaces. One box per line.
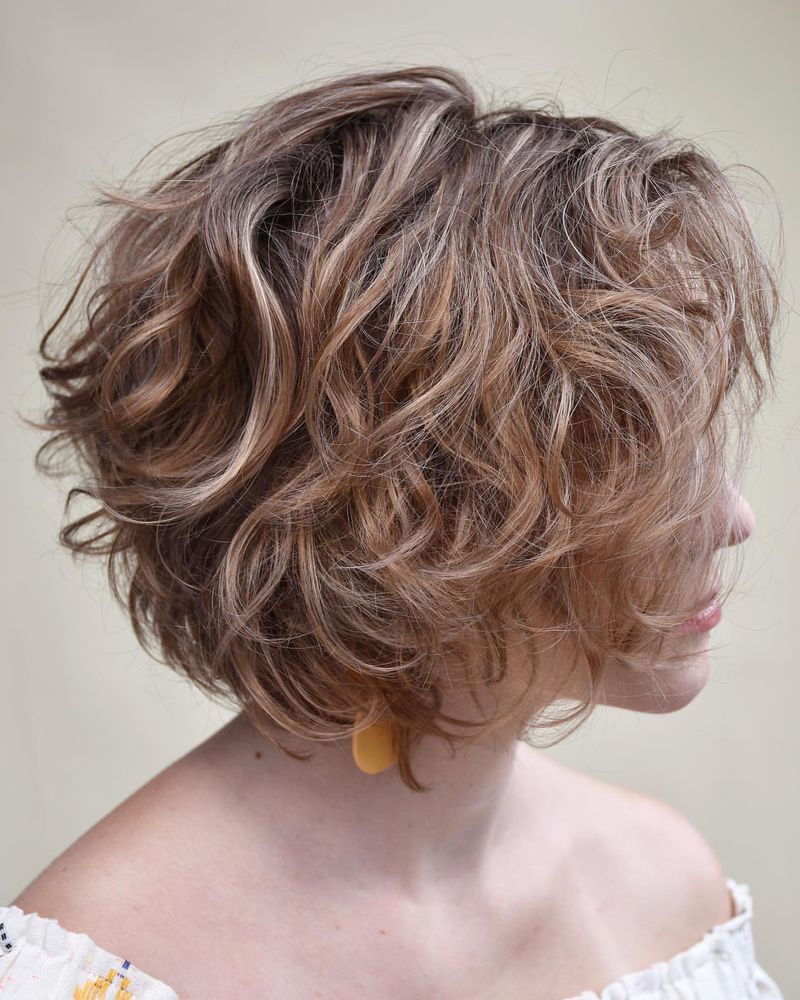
26, 65, 783, 791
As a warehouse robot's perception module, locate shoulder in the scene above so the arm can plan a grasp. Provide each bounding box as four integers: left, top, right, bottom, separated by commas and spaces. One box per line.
540, 754, 735, 950
10, 772, 198, 987
611, 783, 734, 922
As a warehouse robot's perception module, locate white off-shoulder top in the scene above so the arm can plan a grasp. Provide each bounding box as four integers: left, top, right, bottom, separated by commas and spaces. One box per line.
0, 877, 784, 999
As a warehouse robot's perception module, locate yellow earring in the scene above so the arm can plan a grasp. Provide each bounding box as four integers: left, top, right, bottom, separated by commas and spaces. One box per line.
352, 713, 398, 774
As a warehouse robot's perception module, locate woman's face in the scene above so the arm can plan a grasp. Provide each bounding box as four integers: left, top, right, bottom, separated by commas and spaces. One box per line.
594, 489, 756, 714
517, 488, 757, 717
455, 488, 756, 730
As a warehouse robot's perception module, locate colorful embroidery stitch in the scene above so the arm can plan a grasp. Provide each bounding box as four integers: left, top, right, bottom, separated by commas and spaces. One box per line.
74, 960, 135, 999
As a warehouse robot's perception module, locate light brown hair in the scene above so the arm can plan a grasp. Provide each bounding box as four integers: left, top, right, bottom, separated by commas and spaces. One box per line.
25, 65, 783, 790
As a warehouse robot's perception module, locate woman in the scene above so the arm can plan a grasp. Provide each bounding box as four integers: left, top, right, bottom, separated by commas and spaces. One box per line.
1, 65, 785, 998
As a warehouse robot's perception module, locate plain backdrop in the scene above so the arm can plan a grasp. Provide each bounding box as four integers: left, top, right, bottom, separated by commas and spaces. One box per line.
2, 0, 798, 992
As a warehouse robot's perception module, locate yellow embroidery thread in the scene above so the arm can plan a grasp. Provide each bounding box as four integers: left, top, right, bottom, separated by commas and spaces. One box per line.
74, 967, 134, 999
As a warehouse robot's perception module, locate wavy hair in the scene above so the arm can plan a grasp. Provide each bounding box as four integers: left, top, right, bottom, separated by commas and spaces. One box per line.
25, 65, 783, 790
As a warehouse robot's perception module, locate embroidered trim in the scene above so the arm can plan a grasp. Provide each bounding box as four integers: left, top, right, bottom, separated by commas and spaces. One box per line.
74, 961, 136, 999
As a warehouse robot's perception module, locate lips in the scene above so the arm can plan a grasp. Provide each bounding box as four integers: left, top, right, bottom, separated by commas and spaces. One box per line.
677, 587, 723, 634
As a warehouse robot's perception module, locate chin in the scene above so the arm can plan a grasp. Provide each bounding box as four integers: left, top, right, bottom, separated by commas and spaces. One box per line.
599, 648, 712, 714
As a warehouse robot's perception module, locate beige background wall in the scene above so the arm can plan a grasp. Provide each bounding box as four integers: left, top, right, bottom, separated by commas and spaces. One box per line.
2, 0, 797, 991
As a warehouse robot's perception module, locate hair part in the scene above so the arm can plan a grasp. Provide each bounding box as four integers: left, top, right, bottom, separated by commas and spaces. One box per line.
24, 65, 783, 790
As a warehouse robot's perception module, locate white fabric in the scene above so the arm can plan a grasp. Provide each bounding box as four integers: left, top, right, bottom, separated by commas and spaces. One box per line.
0, 877, 784, 998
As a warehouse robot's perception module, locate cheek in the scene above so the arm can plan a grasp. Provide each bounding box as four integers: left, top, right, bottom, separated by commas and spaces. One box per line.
598, 651, 712, 714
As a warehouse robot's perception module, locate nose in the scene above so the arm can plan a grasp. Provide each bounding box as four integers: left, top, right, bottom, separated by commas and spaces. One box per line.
722, 491, 756, 548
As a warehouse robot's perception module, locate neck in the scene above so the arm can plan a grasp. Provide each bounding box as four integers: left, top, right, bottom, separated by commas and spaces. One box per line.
186, 686, 555, 903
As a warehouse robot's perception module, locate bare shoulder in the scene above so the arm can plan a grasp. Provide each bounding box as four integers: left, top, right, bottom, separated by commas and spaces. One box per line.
539, 753, 735, 952
612, 782, 734, 920
10, 765, 203, 988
